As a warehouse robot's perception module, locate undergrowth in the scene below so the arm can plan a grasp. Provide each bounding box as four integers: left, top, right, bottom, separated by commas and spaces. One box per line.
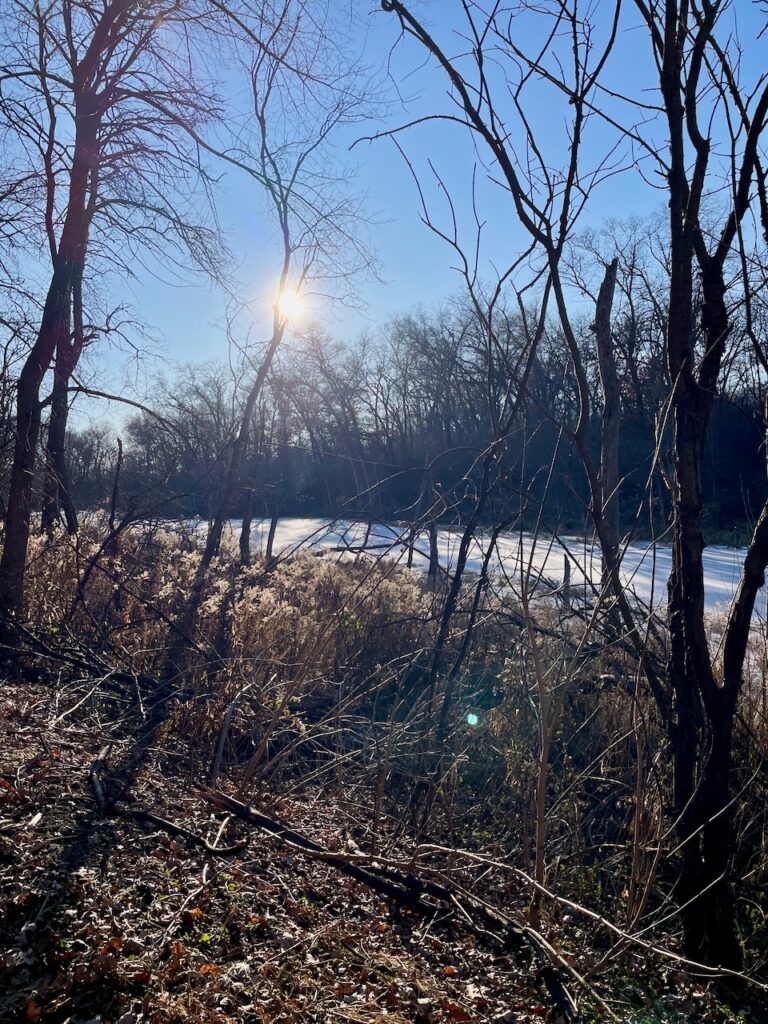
2, 520, 767, 1022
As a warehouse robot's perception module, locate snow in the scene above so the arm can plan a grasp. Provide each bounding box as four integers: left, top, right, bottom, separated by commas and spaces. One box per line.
236, 517, 767, 620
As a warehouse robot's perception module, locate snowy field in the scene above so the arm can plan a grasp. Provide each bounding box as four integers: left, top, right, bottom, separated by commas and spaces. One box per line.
234, 516, 767, 621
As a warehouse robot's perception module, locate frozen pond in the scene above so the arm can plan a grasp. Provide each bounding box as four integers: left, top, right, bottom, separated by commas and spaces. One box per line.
234, 517, 766, 620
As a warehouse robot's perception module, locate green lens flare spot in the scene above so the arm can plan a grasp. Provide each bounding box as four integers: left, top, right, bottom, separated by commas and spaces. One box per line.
466, 712, 479, 726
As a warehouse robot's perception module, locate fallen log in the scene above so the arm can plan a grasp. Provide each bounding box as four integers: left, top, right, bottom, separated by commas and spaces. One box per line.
198, 786, 580, 1022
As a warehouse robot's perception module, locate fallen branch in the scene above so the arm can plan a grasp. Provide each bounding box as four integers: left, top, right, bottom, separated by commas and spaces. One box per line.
410, 842, 768, 994
198, 787, 580, 1022
130, 808, 248, 856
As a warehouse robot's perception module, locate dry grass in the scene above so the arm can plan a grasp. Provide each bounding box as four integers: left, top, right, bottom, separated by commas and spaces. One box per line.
8, 519, 768, 1004
21, 522, 433, 683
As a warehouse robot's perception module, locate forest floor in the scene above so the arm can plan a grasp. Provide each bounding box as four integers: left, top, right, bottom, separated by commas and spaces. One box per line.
0, 677, 759, 1024
0, 679, 572, 1024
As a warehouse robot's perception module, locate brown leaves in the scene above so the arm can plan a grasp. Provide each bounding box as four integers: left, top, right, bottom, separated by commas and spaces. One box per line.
440, 998, 472, 1021
103, 934, 124, 954
0, 681, 575, 1024
181, 905, 205, 928
0, 777, 19, 802
24, 999, 42, 1022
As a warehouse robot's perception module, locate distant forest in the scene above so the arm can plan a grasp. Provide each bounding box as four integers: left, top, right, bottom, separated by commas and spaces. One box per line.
16, 224, 764, 545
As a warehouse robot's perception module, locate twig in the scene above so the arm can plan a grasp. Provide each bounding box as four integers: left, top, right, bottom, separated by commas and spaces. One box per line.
129, 808, 248, 856
408, 842, 768, 993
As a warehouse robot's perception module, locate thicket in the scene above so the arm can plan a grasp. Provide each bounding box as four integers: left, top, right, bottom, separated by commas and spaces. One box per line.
6, 518, 768, 1018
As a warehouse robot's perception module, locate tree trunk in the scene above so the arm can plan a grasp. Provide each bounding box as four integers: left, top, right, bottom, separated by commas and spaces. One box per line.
406, 523, 416, 569
665, 251, 743, 967
106, 438, 123, 559
427, 519, 439, 585
239, 486, 254, 566
265, 511, 279, 569
41, 340, 79, 535
165, 324, 285, 677
0, 271, 75, 619
41, 263, 86, 535
675, 699, 741, 968
594, 257, 620, 583
0, 103, 97, 620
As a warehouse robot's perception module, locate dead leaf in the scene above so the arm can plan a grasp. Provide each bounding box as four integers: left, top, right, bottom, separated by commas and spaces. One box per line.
0, 778, 17, 801
92, 953, 118, 976
25, 999, 42, 1022
443, 1001, 471, 1022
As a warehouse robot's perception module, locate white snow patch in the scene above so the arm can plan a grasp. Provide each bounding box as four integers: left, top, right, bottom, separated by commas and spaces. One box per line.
229, 516, 767, 620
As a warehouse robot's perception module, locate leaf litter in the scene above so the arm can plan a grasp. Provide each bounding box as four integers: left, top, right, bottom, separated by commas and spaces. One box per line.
0, 681, 564, 1024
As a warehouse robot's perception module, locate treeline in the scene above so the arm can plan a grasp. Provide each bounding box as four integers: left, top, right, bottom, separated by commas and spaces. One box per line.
56, 284, 766, 543
3, 223, 766, 546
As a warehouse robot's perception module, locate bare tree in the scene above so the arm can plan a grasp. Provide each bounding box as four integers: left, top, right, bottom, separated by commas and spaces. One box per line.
165, 0, 372, 674
0, 0, 364, 620
0, 0, 239, 619
377, 0, 768, 969
629, 0, 768, 968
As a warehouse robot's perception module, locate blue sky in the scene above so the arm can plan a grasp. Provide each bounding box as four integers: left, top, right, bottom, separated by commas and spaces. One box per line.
79, 0, 766, 412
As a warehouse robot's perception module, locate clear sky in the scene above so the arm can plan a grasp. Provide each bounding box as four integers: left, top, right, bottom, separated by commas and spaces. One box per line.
75, 0, 766, 417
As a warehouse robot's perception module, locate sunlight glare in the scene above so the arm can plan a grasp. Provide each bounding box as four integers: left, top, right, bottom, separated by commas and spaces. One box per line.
277, 287, 304, 322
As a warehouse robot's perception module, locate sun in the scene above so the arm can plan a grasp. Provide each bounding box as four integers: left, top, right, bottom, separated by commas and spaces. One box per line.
276, 286, 304, 322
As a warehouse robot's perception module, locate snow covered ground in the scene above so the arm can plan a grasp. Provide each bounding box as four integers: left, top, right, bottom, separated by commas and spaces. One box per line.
235, 516, 767, 621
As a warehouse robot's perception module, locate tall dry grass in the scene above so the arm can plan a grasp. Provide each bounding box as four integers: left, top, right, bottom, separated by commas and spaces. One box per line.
10, 519, 768, 964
